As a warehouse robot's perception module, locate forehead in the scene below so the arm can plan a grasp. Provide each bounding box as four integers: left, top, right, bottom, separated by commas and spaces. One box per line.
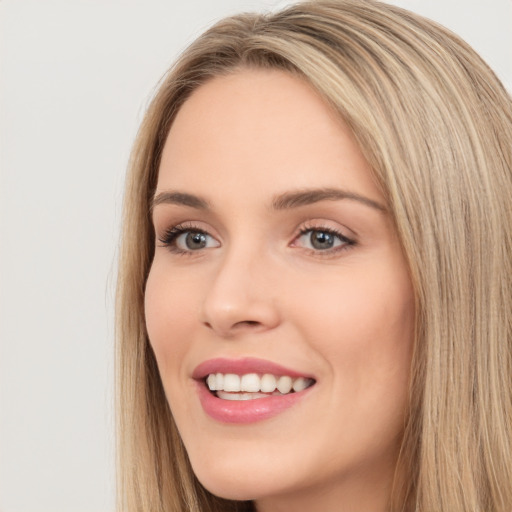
157, 69, 383, 203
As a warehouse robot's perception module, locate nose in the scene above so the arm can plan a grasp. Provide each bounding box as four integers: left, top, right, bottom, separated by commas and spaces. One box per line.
201, 249, 280, 338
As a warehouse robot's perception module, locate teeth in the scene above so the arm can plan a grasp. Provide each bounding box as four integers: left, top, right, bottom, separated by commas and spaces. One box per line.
217, 391, 269, 401
277, 376, 292, 393
207, 374, 216, 391
206, 372, 314, 396
292, 377, 310, 392
260, 374, 277, 393
241, 373, 260, 392
223, 374, 241, 392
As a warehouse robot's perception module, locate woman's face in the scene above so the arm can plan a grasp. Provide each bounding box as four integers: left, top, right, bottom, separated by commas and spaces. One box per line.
145, 69, 415, 512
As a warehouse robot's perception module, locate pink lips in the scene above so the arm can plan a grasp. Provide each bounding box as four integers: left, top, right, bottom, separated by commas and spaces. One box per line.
193, 357, 315, 424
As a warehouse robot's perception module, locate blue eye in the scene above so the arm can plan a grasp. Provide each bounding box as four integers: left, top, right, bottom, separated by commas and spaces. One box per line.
159, 225, 220, 253
296, 228, 353, 251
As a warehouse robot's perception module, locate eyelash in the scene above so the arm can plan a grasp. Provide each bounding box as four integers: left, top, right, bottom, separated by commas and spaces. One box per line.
294, 224, 356, 256
158, 223, 212, 255
157, 223, 356, 256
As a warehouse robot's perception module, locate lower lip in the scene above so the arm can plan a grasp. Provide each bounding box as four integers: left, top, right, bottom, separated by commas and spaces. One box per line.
196, 381, 313, 424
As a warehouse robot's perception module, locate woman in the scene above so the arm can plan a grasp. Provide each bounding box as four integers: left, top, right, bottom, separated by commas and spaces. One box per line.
116, 1, 512, 511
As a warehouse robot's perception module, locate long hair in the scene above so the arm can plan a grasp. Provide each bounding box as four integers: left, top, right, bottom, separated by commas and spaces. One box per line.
116, 1, 512, 510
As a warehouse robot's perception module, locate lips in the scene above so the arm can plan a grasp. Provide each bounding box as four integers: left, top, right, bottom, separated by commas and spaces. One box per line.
193, 357, 315, 379
193, 357, 316, 424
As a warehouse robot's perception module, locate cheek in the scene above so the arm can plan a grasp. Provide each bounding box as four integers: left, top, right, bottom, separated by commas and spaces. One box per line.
285, 261, 414, 389
292, 261, 412, 332
144, 261, 197, 372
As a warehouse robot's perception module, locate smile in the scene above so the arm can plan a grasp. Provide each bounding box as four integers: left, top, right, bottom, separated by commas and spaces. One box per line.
193, 358, 316, 423
206, 372, 314, 400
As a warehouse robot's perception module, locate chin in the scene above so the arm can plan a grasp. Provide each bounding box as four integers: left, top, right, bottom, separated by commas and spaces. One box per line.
189, 456, 287, 502
196, 476, 260, 501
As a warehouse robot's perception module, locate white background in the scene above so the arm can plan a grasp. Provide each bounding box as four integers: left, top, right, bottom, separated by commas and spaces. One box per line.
0, 1, 510, 511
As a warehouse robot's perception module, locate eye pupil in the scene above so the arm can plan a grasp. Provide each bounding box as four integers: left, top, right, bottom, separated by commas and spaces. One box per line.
186, 232, 207, 249
311, 231, 334, 250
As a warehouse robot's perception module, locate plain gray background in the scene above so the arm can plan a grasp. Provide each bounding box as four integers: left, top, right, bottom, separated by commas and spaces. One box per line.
1, 1, 511, 511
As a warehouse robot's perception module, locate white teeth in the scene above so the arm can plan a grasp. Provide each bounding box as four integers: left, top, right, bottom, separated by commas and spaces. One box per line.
260, 374, 277, 393
206, 372, 314, 396
223, 373, 241, 392
240, 373, 260, 392
216, 373, 224, 390
217, 391, 269, 401
277, 376, 293, 394
292, 376, 309, 392
207, 374, 216, 391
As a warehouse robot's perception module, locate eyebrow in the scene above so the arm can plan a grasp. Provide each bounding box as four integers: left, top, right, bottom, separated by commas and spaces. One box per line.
271, 188, 386, 212
151, 191, 210, 211
151, 187, 386, 212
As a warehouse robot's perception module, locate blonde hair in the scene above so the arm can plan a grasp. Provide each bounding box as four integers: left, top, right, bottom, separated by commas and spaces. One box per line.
116, 1, 512, 511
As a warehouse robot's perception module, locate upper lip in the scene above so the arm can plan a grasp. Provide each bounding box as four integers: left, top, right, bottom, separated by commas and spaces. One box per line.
192, 357, 315, 380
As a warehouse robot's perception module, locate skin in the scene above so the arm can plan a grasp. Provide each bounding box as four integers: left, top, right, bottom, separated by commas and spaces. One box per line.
145, 69, 415, 512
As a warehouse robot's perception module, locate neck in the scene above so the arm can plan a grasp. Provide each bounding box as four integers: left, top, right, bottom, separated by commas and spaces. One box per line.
254, 460, 396, 512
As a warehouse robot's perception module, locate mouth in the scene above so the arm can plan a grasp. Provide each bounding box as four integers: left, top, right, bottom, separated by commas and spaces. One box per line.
205, 372, 315, 401
193, 358, 316, 423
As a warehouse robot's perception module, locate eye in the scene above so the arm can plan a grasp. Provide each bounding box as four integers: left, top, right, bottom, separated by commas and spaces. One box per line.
294, 227, 354, 252
176, 231, 216, 251
159, 224, 220, 253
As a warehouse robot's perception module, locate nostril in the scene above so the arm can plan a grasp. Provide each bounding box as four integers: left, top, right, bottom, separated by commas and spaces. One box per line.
203, 320, 259, 329
236, 320, 260, 327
